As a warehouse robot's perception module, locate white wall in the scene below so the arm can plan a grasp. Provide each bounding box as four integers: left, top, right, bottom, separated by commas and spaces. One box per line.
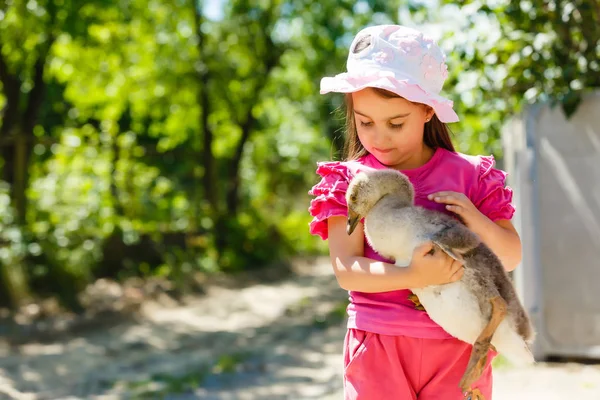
502, 92, 600, 359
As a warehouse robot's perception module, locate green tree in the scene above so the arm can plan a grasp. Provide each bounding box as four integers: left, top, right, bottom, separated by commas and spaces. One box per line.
0, 0, 95, 307
437, 0, 600, 155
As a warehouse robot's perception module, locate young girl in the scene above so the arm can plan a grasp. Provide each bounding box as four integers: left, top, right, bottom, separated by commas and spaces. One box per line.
308, 25, 521, 400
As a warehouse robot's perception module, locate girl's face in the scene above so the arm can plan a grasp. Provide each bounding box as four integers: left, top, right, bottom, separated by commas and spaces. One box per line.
352, 88, 434, 169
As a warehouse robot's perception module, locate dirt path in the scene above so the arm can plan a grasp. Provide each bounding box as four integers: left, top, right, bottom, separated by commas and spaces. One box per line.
0, 257, 599, 399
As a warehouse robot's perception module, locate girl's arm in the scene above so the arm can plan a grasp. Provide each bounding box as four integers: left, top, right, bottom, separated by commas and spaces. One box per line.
429, 192, 522, 271
327, 216, 464, 292
469, 219, 522, 272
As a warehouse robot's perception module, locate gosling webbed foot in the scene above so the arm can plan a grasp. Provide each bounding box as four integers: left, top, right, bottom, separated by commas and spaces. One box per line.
463, 387, 485, 400
407, 293, 426, 311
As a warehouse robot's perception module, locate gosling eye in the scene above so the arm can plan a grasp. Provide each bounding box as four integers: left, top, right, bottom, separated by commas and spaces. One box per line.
350, 195, 357, 202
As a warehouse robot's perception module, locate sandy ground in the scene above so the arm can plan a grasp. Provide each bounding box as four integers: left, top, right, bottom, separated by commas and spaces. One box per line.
0, 257, 599, 399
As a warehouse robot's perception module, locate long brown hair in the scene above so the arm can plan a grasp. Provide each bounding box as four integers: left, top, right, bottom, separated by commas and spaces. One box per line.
342, 88, 455, 161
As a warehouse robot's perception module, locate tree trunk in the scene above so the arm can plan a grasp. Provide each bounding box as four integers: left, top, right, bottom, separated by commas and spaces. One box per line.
200, 80, 215, 211
110, 138, 125, 217
12, 132, 32, 226
0, 39, 51, 308
191, 0, 227, 255
225, 39, 282, 215
0, 133, 33, 310
226, 116, 253, 215
192, 0, 216, 215
0, 45, 20, 187
0, 58, 32, 308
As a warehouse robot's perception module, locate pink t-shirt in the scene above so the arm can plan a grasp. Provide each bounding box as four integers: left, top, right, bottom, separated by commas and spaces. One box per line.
308, 147, 515, 339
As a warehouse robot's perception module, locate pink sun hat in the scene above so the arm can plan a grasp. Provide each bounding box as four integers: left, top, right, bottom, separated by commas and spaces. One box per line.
320, 25, 459, 123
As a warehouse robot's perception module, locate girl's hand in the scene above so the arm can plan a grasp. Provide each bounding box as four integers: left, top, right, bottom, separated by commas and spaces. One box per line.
408, 242, 464, 288
428, 191, 486, 229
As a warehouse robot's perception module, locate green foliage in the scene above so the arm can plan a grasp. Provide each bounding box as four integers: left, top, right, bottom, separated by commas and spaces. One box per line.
3, 0, 596, 309
216, 212, 284, 272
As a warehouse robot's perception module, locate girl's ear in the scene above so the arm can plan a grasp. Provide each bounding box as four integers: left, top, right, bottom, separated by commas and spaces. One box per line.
424, 105, 435, 123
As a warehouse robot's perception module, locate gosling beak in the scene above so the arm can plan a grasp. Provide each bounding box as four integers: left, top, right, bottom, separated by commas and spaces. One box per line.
346, 209, 360, 235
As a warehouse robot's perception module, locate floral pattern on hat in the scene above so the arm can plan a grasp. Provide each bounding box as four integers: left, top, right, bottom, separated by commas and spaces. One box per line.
440, 62, 449, 79
372, 49, 395, 64
399, 40, 422, 57
421, 54, 438, 80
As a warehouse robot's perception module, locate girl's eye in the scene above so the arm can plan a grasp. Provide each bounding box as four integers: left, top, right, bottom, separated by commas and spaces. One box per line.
358, 120, 402, 129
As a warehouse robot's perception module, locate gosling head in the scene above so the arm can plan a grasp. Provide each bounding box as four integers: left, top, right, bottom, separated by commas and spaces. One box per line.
345, 169, 415, 235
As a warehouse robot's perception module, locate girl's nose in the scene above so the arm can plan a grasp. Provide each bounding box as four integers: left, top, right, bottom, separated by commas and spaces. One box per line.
371, 128, 389, 146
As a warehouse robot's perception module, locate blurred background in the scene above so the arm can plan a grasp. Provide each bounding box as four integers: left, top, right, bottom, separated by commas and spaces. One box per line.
0, 0, 599, 399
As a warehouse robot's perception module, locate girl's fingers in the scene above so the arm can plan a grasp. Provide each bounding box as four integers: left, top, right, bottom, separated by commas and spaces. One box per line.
428, 192, 465, 205
449, 260, 464, 277
428, 191, 460, 199
451, 266, 464, 281
449, 259, 460, 271
446, 204, 464, 214
416, 241, 435, 256
439, 196, 460, 205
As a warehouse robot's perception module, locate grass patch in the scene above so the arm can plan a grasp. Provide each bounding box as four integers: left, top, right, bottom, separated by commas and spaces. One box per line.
213, 351, 252, 373
122, 367, 209, 399
117, 351, 252, 398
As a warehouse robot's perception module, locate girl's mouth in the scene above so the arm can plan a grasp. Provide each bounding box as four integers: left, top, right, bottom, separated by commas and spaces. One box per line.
373, 147, 393, 154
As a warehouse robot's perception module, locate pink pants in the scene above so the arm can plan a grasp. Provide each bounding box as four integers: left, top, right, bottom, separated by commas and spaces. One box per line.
344, 329, 495, 400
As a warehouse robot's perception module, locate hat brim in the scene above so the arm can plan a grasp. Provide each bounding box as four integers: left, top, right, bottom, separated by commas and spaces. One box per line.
320, 71, 459, 123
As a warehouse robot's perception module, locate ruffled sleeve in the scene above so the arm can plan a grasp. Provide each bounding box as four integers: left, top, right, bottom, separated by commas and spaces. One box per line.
473, 155, 516, 221
308, 161, 352, 240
